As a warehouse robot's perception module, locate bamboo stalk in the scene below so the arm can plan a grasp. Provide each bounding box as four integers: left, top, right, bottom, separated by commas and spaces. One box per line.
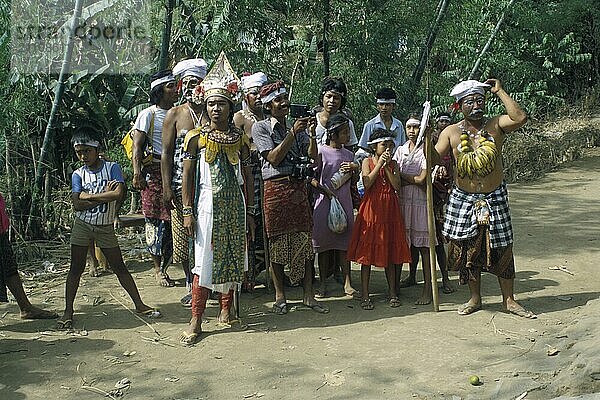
425, 128, 440, 312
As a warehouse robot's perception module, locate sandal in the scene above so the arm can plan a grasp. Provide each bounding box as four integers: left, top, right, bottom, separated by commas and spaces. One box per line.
179, 331, 200, 346
136, 308, 162, 318
506, 305, 537, 319
360, 298, 374, 310
180, 293, 192, 307
272, 301, 288, 315
56, 319, 73, 330
388, 297, 401, 308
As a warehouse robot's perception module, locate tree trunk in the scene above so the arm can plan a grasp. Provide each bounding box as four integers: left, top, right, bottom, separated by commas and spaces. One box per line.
323, 0, 331, 77
35, 0, 84, 194
468, 0, 516, 80
159, 0, 175, 71
411, 0, 451, 85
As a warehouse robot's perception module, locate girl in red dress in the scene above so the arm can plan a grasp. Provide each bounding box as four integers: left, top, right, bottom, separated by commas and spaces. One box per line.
347, 128, 411, 310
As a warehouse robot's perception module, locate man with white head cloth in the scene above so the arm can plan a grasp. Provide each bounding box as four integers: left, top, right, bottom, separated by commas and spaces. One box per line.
161, 58, 208, 305
233, 71, 268, 291
433, 78, 535, 318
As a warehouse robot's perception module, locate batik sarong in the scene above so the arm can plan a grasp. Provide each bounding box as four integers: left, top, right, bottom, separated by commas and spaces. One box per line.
263, 178, 313, 285
170, 198, 189, 264
141, 163, 170, 221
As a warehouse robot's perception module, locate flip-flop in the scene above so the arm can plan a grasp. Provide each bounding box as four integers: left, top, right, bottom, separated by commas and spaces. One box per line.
180, 293, 192, 307
441, 283, 455, 294
344, 290, 361, 300
179, 331, 200, 346
389, 297, 402, 308
303, 303, 330, 314
506, 305, 537, 319
56, 319, 73, 330
457, 302, 482, 315
272, 301, 288, 315
136, 308, 162, 318
360, 298, 374, 310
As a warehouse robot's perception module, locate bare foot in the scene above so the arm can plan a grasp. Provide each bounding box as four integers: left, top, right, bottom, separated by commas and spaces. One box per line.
155, 272, 175, 287
315, 285, 326, 298
56, 313, 74, 330
415, 295, 432, 305
442, 279, 455, 294
344, 285, 360, 299
21, 307, 58, 320
457, 301, 482, 315
218, 308, 233, 324
399, 275, 417, 288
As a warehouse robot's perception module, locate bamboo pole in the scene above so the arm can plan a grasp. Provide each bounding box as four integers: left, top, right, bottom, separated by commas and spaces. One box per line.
425, 128, 440, 312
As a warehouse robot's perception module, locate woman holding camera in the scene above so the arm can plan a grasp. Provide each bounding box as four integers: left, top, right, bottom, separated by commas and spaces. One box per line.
251, 81, 329, 315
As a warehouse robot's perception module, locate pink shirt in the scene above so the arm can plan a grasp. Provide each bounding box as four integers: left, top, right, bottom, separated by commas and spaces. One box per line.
0, 193, 9, 234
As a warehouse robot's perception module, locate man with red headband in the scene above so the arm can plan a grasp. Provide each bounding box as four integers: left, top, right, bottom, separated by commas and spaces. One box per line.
252, 81, 329, 315
161, 58, 208, 306
433, 78, 535, 318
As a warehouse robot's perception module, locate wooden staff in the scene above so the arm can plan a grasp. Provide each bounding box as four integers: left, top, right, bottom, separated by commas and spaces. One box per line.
425, 127, 440, 312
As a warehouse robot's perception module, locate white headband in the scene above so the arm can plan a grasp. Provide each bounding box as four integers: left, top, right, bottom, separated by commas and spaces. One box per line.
73, 140, 100, 148
406, 118, 421, 127
150, 74, 175, 90
367, 136, 395, 145
376, 98, 396, 104
437, 116, 451, 122
261, 87, 287, 104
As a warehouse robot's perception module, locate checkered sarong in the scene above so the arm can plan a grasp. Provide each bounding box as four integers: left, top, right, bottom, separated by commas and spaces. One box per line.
443, 182, 513, 249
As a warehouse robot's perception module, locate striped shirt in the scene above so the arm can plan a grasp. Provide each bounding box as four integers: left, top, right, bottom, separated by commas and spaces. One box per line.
72, 161, 124, 226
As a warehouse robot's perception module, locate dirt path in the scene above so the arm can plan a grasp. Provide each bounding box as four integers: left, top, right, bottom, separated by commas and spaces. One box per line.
1, 149, 600, 400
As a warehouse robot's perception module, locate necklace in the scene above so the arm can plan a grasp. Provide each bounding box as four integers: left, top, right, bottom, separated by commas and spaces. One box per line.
456, 122, 498, 179
188, 104, 201, 128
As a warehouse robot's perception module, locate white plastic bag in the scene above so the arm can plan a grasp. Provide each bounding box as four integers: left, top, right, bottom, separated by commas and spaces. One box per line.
327, 197, 348, 234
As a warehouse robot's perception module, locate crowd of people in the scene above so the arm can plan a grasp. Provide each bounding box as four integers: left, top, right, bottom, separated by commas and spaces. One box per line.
0, 53, 538, 345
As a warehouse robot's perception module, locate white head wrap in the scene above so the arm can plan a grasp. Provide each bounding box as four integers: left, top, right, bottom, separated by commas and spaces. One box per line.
376, 98, 396, 104
150, 74, 175, 90
450, 80, 491, 102
73, 139, 100, 148
241, 72, 268, 92
261, 87, 287, 104
173, 58, 208, 79
406, 118, 421, 127
367, 136, 395, 145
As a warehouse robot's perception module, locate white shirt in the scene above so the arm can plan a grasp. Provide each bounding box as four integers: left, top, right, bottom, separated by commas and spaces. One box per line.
133, 105, 168, 156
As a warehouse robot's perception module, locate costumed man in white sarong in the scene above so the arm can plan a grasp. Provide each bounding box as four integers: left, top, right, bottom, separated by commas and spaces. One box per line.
180, 53, 255, 345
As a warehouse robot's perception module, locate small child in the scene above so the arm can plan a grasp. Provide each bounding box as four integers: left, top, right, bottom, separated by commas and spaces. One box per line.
57, 128, 159, 329
347, 128, 411, 310
394, 116, 437, 305
311, 113, 359, 298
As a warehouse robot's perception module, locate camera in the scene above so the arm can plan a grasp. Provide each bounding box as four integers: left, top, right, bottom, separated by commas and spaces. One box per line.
289, 103, 315, 119
290, 156, 315, 180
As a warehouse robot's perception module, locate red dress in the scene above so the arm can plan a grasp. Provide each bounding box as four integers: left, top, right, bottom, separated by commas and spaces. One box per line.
347, 158, 411, 267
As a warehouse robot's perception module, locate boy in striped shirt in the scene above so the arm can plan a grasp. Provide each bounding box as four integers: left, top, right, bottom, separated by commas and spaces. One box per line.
57, 129, 160, 330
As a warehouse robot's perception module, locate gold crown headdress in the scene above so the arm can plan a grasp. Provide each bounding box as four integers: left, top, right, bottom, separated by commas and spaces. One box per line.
195, 52, 241, 103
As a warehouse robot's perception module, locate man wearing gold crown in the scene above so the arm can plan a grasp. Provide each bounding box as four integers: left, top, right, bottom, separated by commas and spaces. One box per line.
161, 58, 208, 307
433, 78, 536, 318
179, 53, 255, 344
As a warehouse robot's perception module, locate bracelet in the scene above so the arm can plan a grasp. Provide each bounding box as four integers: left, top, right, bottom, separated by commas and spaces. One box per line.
182, 207, 194, 217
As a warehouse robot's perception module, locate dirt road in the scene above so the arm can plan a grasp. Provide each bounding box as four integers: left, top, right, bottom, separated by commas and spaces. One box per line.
1, 149, 599, 400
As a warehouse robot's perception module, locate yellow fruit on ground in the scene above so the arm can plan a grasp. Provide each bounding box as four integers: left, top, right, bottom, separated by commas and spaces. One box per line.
460, 134, 469, 141
461, 140, 469, 148
469, 375, 481, 385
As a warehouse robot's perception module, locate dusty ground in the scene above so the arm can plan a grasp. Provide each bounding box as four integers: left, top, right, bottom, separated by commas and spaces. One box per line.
1, 148, 600, 400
